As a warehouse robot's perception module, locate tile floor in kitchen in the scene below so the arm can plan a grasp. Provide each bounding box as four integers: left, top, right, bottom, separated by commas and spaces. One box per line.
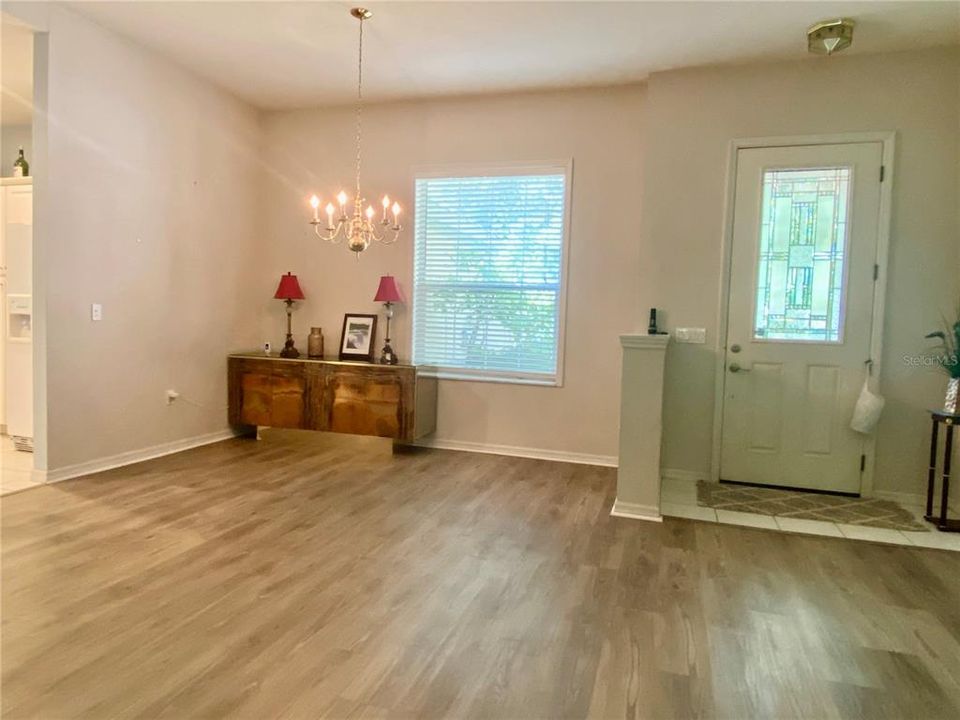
0, 435, 41, 496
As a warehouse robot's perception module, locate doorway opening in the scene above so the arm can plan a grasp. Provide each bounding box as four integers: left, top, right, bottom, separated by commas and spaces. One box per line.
1, 14, 38, 494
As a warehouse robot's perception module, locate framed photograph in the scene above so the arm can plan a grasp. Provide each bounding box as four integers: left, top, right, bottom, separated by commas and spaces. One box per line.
339, 313, 378, 362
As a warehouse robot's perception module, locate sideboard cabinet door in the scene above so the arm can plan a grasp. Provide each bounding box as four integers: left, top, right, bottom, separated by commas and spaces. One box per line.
269, 370, 307, 429
229, 358, 310, 430
324, 366, 414, 440
238, 371, 272, 426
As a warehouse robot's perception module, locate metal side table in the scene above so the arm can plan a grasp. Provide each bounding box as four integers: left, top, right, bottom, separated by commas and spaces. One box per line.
925, 410, 960, 532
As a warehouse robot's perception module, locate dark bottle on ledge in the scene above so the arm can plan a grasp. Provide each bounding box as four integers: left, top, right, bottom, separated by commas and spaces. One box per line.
648, 308, 659, 335
13, 146, 29, 177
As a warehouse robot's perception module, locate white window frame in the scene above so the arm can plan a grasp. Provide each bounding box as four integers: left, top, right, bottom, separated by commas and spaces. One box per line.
411, 160, 573, 387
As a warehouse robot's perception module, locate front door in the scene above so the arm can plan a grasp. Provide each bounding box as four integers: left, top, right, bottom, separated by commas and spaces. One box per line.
720, 142, 883, 494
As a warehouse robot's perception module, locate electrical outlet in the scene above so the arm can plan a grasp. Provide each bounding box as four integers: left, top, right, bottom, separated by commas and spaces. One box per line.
675, 327, 707, 344
263, 342, 272, 355
91, 303, 102, 321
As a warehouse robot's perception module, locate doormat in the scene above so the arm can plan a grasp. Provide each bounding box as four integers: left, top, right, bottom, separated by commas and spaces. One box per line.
697, 481, 926, 531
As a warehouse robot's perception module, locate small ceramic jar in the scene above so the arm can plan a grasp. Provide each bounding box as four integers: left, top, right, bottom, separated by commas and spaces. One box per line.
308, 327, 324, 359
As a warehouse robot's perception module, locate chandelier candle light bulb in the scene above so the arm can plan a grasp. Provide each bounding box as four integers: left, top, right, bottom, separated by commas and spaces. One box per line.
307, 8, 402, 257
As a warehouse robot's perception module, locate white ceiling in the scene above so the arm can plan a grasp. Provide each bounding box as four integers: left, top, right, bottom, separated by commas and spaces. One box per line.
66, 1, 960, 111
1, 17, 33, 126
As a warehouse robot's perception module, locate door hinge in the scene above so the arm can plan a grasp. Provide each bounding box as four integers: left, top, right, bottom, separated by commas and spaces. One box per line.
860, 454, 866, 472
873, 264, 879, 281
879, 165, 885, 182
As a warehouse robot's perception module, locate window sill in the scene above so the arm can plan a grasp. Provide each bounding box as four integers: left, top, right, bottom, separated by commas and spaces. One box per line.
418, 369, 561, 387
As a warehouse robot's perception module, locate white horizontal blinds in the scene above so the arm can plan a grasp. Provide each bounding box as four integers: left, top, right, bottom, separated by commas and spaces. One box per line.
413, 171, 567, 380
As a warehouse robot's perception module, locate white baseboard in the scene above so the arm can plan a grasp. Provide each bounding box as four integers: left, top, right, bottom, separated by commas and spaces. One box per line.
610, 499, 662, 522
661, 468, 709, 483
43, 429, 241, 484
415, 438, 617, 468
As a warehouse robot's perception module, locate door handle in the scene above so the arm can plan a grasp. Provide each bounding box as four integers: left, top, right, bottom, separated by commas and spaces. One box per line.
729, 362, 751, 373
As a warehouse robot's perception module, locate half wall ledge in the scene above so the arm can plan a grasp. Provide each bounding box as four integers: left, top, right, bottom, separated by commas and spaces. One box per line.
613, 333, 669, 522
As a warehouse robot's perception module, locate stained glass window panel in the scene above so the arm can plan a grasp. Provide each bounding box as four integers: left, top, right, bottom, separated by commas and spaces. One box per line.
754, 167, 851, 342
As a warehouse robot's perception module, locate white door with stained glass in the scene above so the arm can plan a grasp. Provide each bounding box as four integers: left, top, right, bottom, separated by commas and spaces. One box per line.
720, 142, 883, 493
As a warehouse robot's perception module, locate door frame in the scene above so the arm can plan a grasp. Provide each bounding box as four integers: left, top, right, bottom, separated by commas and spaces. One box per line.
710, 132, 896, 496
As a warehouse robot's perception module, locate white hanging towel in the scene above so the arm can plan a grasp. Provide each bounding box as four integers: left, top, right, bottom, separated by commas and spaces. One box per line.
850, 364, 885, 434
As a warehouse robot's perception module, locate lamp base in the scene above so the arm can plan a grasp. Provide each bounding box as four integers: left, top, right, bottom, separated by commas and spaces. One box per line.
280, 334, 300, 358
279, 300, 300, 358
379, 340, 398, 365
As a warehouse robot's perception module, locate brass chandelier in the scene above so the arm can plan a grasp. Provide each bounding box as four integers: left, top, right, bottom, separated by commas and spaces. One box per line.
308, 8, 401, 257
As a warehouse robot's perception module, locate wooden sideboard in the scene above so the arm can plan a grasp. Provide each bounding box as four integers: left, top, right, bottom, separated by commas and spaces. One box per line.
228, 354, 437, 443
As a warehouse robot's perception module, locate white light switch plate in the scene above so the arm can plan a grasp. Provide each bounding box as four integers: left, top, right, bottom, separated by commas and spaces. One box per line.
675, 327, 706, 344
91, 303, 102, 321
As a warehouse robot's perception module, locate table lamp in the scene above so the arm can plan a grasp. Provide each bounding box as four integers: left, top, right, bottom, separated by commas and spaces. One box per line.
274, 272, 305, 358
374, 275, 403, 364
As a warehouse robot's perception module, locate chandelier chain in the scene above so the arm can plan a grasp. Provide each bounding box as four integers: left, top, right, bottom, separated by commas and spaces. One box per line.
355, 15, 364, 199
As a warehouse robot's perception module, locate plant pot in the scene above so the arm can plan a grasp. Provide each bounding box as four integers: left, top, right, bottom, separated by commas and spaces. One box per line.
945, 377, 960, 415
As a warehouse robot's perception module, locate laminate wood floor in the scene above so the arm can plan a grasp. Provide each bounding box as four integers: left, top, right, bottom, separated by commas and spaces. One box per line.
3, 430, 959, 719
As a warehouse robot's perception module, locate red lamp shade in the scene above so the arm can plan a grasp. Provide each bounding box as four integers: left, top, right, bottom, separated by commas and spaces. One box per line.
373, 275, 403, 303
274, 272, 305, 300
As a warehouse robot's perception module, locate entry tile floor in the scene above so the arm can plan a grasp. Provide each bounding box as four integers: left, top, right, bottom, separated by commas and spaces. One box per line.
661, 476, 960, 552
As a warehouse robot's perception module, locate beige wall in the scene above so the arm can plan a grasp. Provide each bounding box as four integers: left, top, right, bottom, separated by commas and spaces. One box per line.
261, 85, 646, 461
642, 47, 960, 494
24, 5, 263, 470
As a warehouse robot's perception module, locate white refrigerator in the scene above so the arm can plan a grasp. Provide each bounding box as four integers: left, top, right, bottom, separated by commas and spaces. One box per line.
1, 181, 33, 451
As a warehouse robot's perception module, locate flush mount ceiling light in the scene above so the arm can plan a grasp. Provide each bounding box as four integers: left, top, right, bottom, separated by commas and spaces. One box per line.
807, 18, 855, 55
307, 8, 402, 258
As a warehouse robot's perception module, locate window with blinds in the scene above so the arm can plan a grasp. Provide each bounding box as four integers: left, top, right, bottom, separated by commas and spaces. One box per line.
412, 165, 570, 385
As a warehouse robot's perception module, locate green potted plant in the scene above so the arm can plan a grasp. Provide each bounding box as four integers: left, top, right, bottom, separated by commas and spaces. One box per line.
925, 302, 960, 414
